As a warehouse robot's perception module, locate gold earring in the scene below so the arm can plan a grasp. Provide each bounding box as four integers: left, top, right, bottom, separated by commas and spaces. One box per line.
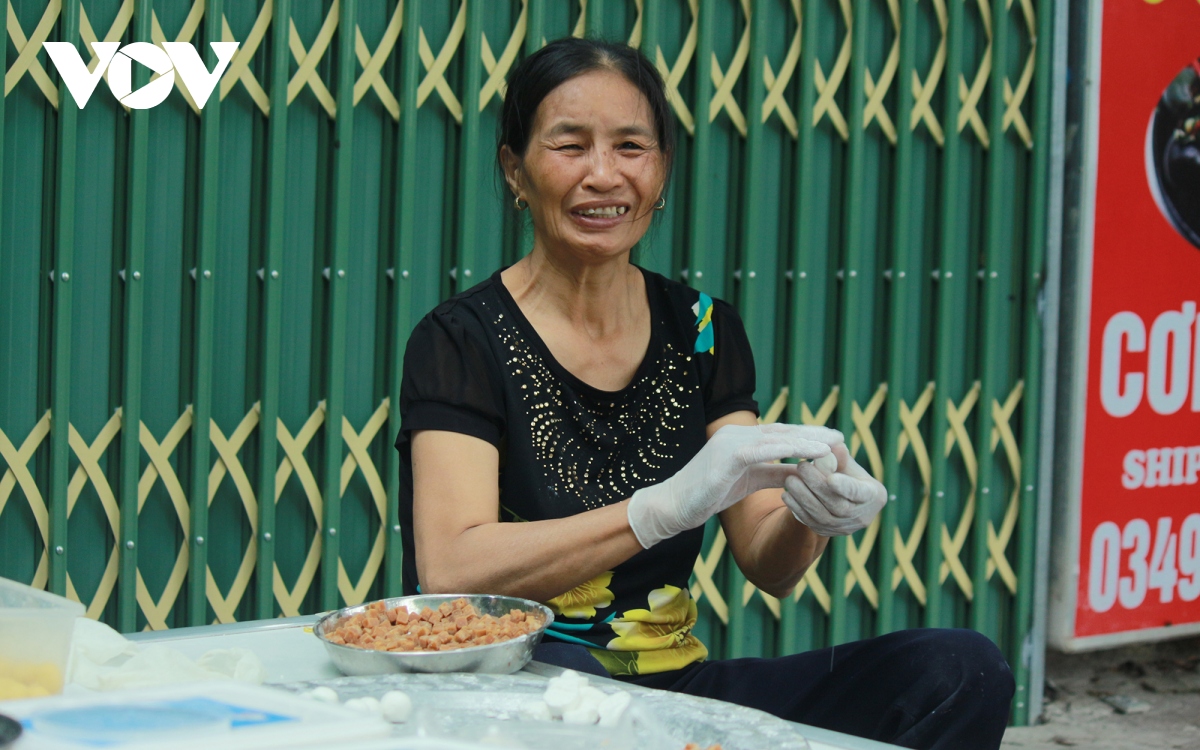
654, 196, 666, 210
514, 196, 528, 211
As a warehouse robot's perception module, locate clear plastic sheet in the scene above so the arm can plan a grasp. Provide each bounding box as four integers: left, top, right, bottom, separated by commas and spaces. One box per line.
275, 672, 811, 750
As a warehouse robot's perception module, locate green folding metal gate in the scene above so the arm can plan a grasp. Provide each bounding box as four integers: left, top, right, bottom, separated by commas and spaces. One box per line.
0, 0, 1054, 723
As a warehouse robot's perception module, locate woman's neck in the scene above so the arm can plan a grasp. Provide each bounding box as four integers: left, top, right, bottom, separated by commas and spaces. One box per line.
501, 249, 643, 340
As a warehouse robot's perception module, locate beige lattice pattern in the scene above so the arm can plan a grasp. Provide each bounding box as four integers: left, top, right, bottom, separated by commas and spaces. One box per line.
7, 0, 406, 121
862, 0, 900, 144
891, 382, 935, 604
957, 0, 992, 147
135, 409, 194, 630
653, 0, 698, 135
564, 0, 645, 45
273, 404, 327, 617
220, 0, 272, 114
288, 1, 339, 118
1, 374, 1024, 631
987, 382, 1024, 592
8, 0, 1008, 149
708, 0, 750, 136
63, 412, 122, 620
911, 0, 947, 144
940, 382, 980, 597
480, 0, 527, 111
417, 1, 465, 123
0, 412, 51, 590
205, 405, 261, 624
78, 0, 133, 108
337, 400, 391, 606
354, 0, 404, 119
572, 0, 585, 38
627, 0, 643, 49
0, 398, 380, 626
1, 1, 1041, 639
841, 384, 888, 607
812, 0, 852, 140
1004, 0, 1035, 148
936, 381, 1026, 599
5, 0, 61, 104
687, 373, 1027, 621
761, 0, 801, 138
149, 1, 205, 114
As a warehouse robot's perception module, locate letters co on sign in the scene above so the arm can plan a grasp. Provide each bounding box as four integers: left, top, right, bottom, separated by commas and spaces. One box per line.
43, 42, 239, 109
1050, 0, 1200, 649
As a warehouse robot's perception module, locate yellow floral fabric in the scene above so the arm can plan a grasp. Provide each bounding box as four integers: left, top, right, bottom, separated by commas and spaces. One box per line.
587, 585, 708, 676
546, 571, 615, 619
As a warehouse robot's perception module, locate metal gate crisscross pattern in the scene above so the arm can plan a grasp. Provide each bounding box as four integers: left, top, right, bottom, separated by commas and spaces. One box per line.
2, 0, 1051, 725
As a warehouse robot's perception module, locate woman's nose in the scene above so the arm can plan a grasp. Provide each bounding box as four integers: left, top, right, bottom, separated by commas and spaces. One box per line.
581, 148, 621, 191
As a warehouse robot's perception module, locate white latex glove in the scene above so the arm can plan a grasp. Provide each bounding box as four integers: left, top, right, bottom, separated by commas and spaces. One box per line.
782, 443, 887, 536
627, 423, 844, 548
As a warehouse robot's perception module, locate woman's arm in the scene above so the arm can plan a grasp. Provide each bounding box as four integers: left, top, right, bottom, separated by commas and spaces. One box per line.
411, 429, 644, 601
712, 411, 830, 599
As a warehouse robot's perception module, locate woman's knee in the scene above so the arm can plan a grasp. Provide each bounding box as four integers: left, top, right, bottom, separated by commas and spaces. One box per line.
912, 628, 1015, 707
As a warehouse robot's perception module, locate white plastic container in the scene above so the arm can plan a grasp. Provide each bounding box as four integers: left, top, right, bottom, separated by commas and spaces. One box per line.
0, 576, 85, 699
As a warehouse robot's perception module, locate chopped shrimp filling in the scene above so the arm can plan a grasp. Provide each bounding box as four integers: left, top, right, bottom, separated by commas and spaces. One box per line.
325, 597, 543, 653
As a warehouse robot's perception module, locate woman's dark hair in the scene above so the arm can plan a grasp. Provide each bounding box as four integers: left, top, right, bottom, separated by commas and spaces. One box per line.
498, 37, 675, 180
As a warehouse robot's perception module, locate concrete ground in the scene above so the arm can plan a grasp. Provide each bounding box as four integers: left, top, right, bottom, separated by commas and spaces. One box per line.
1002, 636, 1200, 750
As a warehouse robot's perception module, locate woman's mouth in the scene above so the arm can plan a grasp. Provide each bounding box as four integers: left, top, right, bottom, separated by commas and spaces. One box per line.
574, 206, 628, 218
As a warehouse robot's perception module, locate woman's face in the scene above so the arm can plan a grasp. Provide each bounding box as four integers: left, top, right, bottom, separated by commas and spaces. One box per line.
502, 69, 666, 263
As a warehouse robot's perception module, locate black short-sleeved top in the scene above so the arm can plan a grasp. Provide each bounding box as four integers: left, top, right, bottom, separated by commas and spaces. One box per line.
395, 266, 757, 676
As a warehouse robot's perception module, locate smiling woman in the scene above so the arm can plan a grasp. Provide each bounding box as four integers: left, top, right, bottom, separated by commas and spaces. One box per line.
496, 42, 673, 264
393, 38, 1011, 750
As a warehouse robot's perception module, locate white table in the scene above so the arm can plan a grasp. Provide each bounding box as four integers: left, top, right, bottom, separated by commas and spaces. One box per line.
129, 619, 897, 750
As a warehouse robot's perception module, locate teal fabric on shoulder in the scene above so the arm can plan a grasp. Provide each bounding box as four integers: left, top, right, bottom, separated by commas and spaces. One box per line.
693, 292, 714, 354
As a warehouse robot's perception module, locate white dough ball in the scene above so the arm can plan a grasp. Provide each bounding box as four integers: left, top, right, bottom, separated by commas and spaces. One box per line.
543, 681, 581, 718
578, 686, 607, 710
344, 696, 381, 714
304, 686, 339, 704
597, 690, 632, 727
814, 452, 838, 476
561, 703, 599, 725
556, 669, 585, 684
381, 690, 413, 723
547, 670, 588, 693
518, 699, 553, 722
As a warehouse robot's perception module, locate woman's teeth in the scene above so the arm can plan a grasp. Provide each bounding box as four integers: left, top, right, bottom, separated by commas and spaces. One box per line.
578, 206, 627, 217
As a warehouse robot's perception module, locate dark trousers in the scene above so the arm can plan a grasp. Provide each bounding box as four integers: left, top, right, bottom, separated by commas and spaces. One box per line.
533, 628, 1014, 750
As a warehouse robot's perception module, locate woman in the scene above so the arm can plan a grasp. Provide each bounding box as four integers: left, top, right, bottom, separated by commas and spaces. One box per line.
396, 38, 1013, 750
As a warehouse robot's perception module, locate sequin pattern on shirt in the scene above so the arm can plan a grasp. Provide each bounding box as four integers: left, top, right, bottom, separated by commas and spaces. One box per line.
485, 300, 701, 512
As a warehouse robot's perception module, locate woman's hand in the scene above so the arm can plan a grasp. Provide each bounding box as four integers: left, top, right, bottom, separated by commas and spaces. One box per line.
626, 423, 844, 548
781, 443, 887, 537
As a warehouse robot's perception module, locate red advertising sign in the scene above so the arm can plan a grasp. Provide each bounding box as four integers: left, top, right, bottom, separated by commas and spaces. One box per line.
1077, 0, 1200, 638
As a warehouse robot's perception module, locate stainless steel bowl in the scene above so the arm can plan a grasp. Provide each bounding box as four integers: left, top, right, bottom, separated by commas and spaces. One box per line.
314, 594, 554, 676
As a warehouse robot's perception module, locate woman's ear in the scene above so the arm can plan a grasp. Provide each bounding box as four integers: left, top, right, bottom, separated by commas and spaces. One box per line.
499, 145, 523, 199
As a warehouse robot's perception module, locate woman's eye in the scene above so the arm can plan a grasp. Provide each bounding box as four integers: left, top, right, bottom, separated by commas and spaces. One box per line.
555, 143, 584, 152
619, 141, 645, 151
